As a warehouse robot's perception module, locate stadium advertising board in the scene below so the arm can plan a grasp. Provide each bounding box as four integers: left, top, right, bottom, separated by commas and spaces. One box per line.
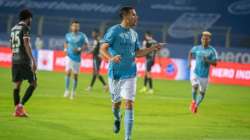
1, 46, 250, 86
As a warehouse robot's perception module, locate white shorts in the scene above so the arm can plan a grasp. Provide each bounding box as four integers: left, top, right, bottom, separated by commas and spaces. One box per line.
190, 74, 208, 93
65, 56, 80, 74
108, 78, 136, 103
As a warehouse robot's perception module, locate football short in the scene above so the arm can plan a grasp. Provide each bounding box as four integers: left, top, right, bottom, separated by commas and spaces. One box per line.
108, 77, 136, 103
12, 63, 37, 83
93, 56, 101, 73
65, 56, 80, 74
146, 60, 154, 72
190, 74, 208, 93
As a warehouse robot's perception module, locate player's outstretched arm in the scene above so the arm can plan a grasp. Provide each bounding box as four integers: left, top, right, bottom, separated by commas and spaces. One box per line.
136, 43, 161, 57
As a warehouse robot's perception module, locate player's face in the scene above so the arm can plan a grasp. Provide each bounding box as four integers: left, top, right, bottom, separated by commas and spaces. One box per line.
92, 31, 98, 38
144, 34, 152, 41
201, 34, 211, 46
71, 23, 80, 33
125, 9, 138, 27
27, 17, 32, 26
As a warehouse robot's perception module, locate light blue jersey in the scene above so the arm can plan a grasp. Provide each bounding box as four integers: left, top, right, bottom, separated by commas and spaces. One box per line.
191, 45, 218, 78
65, 32, 88, 62
102, 24, 141, 80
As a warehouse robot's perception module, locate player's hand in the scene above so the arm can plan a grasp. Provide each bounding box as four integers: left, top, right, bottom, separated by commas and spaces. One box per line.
64, 48, 68, 56
153, 43, 166, 51
110, 55, 121, 63
155, 44, 161, 51
73, 48, 81, 54
152, 44, 161, 51
203, 56, 209, 63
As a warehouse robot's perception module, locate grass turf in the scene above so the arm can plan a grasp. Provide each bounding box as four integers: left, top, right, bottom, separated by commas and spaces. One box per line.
0, 68, 250, 140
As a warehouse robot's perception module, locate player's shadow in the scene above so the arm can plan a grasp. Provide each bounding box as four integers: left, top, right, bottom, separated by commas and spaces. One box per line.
141, 112, 191, 117
162, 112, 191, 117
29, 119, 79, 135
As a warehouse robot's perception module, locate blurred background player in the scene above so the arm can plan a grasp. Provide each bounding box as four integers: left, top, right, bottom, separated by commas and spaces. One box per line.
100, 6, 162, 140
35, 35, 43, 50
188, 31, 218, 113
86, 29, 108, 92
10, 9, 37, 117
139, 31, 158, 94
33, 34, 44, 62
64, 19, 89, 99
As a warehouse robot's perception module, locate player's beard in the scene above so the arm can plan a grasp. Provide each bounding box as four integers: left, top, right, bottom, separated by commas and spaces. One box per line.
129, 20, 137, 27
202, 42, 209, 47
132, 19, 138, 27
27, 20, 31, 26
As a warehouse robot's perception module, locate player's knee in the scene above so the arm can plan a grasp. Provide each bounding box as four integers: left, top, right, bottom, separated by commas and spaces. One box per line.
200, 92, 205, 96
30, 81, 37, 89
14, 85, 20, 90
96, 72, 100, 76
13, 82, 21, 90
93, 69, 98, 74
125, 100, 134, 109
66, 71, 71, 77
73, 74, 78, 80
94, 72, 99, 76
113, 102, 121, 109
192, 85, 198, 91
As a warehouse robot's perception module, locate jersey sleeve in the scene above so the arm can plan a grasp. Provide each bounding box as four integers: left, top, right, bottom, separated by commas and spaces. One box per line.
211, 48, 218, 61
190, 46, 197, 55
82, 33, 89, 45
102, 27, 116, 47
65, 34, 69, 44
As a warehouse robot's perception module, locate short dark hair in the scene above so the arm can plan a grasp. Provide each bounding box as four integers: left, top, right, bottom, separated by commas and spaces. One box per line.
119, 6, 134, 19
71, 19, 80, 25
92, 28, 100, 33
145, 31, 152, 36
19, 9, 32, 21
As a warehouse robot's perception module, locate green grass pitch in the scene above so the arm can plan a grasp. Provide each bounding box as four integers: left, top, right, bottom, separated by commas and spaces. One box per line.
0, 68, 250, 140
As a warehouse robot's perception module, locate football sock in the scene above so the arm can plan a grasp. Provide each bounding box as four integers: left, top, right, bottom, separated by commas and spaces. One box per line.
112, 108, 121, 121
13, 88, 20, 106
192, 87, 197, 101
90, 74, 97, 87
149, 78, 153, 89
125, 109, 134, 140
72, 78, 78, 92
98, 75, 106, 85
65, 76, 70, 91
196, 92, 205, 107
21, 85, 36, 105
144, 75, 148, 87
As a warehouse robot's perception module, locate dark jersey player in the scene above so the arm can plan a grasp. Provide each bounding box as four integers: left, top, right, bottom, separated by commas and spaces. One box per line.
86, 29, 108, 92
140, 31, 157, 94
10, 9, 37, 117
